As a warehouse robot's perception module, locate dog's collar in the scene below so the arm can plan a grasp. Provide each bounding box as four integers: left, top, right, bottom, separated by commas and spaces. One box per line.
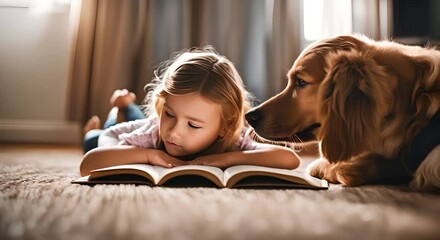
403, 111, 440, 174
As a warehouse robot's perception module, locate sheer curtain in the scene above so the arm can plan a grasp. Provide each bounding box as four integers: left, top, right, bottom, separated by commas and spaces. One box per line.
351, 0, 392, 40
68, 0, 380, 124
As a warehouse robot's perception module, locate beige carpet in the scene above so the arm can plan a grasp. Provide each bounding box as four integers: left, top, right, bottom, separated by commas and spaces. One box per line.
1, 143, 439, 240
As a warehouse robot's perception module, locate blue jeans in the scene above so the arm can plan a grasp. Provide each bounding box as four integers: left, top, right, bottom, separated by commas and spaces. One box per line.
82, 103, 145, 153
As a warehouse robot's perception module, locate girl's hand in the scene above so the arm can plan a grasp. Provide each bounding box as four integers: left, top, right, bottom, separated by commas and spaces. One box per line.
186, 146, 300, 170
80, 146, 191, 176
146, 149, 188, 167
187, 154, 231, 169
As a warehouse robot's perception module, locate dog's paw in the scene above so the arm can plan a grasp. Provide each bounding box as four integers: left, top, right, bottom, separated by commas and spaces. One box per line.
306, 159, 339, 182
335, 162, 369, 187
306, 159, 325, 178
306, 159, 362, 186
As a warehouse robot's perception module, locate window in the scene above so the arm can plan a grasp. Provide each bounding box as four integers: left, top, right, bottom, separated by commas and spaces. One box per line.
303, 0, 352, 42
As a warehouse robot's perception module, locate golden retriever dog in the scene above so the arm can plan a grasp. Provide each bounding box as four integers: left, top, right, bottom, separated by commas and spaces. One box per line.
246, 34, 440, 191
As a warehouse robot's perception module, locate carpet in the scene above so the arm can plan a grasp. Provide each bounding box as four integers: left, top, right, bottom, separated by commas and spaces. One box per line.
1, 143, 439, 240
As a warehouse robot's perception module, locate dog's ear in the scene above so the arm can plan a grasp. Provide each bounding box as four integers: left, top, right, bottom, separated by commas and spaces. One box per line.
318, 50, 395, 162
406, 54, 440, 138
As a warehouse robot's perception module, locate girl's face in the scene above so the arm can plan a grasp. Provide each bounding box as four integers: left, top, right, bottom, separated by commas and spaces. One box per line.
159, 94, 224, 157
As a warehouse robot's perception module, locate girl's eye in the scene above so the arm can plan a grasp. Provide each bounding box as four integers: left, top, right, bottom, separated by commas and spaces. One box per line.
295, 78, 308, 88
165, 111, 174, 118
188, 122, 201, 129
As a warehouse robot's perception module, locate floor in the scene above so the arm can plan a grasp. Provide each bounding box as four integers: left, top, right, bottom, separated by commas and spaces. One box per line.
1, 143, 439, 240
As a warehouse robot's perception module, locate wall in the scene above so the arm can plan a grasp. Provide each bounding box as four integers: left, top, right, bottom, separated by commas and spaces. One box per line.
0, 0, 81, 144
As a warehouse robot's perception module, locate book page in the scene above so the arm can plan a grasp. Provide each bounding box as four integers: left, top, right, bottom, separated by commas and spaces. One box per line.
223, 165, 328, 189
89, 164, 160, 184
156, 165, 225, 187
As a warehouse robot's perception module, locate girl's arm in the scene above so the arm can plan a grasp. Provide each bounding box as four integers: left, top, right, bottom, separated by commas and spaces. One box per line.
79, 146, 187, 176
188, 144, 300, 169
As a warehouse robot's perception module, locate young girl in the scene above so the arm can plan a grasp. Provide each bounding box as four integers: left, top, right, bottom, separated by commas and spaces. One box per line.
80, 47, 300, 176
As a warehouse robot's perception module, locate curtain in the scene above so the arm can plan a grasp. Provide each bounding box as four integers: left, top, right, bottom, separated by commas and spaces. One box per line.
67, 0, 304, 124
68, 0, 152, 123
352, 0, 391, 40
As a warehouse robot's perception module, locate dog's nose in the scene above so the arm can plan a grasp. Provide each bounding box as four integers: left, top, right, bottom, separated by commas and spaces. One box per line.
245, 109, 262, 127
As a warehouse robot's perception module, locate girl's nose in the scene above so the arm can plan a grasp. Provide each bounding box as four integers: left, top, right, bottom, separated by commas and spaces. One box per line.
168, 123, 182, 140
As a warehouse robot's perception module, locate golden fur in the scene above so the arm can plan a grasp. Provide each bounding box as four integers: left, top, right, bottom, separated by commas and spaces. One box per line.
246, 34, 440, 190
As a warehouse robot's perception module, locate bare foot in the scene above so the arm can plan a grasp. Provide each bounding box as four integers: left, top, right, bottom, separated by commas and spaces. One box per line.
83, 115, 101, 134
110, 89, 136, 108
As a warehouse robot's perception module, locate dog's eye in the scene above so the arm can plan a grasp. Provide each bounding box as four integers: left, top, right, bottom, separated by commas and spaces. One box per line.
295, 78, 308, 88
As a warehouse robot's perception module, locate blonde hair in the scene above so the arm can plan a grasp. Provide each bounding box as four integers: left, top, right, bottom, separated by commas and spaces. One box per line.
143, 46, 253, 154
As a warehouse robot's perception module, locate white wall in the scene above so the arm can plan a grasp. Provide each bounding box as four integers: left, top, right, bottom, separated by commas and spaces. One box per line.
0, 0, 81, 144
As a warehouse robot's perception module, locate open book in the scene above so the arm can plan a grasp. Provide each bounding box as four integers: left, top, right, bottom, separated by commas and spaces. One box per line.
73, 164, 328, 189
